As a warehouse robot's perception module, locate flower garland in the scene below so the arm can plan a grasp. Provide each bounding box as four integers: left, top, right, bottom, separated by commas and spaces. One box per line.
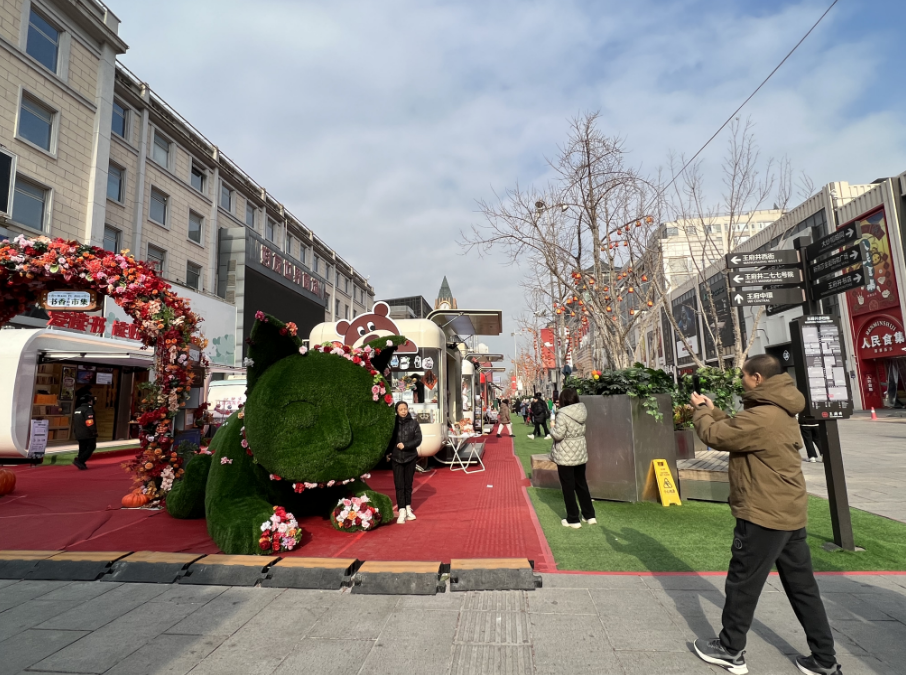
302, 340, 394, 405
0, 235, 207, 505
332, 495, 382, 531
259, 506, 302, 552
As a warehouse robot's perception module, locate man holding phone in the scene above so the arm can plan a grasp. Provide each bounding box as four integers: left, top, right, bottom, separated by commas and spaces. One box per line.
690, 354, 840, 675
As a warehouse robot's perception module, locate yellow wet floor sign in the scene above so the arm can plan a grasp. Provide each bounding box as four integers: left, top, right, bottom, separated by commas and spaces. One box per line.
646, 459, 682, 506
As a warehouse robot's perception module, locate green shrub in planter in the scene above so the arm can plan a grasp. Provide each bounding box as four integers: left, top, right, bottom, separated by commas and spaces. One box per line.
166, 312, 404, 554
675, 366, 744, 418
566, 364, 675, 421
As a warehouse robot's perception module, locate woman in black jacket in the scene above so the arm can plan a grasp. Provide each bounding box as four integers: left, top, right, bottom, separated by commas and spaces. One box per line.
391, 401, 423, 524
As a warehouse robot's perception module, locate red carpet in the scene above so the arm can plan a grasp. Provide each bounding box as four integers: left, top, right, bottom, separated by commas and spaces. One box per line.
0, 436, 555, 572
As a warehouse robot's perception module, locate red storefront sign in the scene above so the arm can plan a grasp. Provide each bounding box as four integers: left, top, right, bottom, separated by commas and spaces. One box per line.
47, 311, 141, 341
856, 314, 906, 360
842, 207, 900, 317
540, 328, 556, 369
259, 245, 321, 297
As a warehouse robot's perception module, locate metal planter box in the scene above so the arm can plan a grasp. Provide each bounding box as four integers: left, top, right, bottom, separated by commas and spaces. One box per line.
582, 394, 677, 503
674, 428, 707, 460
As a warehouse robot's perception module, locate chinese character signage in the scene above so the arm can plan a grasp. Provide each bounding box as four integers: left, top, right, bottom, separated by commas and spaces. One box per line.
790, 315, 853, 419
39, 290, 97, 311
47, 311, 141, 340
842, 208, 900, 317
856, 315, 906, 360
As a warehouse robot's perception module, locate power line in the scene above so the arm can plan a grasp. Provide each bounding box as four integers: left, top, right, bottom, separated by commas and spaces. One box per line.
663, 0, 840, 194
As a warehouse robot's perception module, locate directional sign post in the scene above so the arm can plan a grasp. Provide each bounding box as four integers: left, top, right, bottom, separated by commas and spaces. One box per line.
731, 288, 805, 307
808, 245, 863, 278
728, 268, 803, 287
811, 270, 869, 302
805, 222, 859, 259
725, 250, 801, 268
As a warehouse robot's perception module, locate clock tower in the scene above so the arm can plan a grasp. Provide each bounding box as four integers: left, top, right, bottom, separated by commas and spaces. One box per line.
434, 276, 457, 310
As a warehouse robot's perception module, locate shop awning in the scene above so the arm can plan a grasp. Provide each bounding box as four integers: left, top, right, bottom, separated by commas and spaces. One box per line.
466, 353, 504, 362
427, 309, 503, 339
40, 349, 154, 367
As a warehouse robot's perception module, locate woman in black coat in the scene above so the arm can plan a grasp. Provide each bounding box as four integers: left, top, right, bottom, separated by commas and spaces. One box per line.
391, 401, 423, 524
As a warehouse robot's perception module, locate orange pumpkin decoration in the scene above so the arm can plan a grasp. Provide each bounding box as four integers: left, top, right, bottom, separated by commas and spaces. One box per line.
122, 492, 149, 508
0, 467, 16, 496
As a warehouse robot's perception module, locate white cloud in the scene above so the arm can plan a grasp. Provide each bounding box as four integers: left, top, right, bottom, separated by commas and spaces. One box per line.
112, 0, 906, 368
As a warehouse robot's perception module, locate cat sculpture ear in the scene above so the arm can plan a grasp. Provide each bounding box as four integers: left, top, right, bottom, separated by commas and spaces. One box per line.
245, 313, 304, 393
366, 335, 408, 375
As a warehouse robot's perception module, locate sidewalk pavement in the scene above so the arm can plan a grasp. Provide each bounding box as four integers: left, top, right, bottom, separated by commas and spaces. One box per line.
802, 417, 906, 523
2, 573, 905, 675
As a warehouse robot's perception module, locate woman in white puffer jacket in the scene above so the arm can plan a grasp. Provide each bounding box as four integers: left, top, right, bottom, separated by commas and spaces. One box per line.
549, 388, 596, 529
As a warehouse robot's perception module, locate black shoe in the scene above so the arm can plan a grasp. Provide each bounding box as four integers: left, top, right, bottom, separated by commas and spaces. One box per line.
796, 655, 841, 675
693, 638, 747, 674
73, 459, 88, 470
496, 434, 501, 438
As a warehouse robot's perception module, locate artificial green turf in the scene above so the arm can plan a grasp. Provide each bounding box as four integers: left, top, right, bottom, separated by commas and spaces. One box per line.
39, 445, 138, 466
513, 425, 906, 572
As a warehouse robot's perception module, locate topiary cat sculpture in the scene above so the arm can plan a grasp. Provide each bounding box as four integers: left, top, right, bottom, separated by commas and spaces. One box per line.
167, 311, 405, 554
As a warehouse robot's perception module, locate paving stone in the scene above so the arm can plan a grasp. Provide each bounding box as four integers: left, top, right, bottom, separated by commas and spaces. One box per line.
455, 609, 529, 645
30, 596, 198, 673
830, 618, 906, 668
641, 575, 725, 592
0, 628, 89, 675
0, 599, 83, 643
450, 644, 533, 675
590, 589, 683, 632
148, 584, 227, 606
38, 582, 169, 631
358, 636, 454, 675
614, 649, 725, 674
397, 591, 465, 611
525, 587, 596, 615
306, 594, 398, 640
540, 573, 647, 589
165, 586, 284, 637
0, 580, 17, 590
822, 593, 900, 622
529, 612, 622, 674
0, 581, 71, 612
461, 590, 526, 612
271, 637, 375, 675
37, 581, 120, 603
380, 608, 460, 642
604, 627, 689, 653
231, 589, 333, 640
182, 630, 298, 675
103, 634, 226, 675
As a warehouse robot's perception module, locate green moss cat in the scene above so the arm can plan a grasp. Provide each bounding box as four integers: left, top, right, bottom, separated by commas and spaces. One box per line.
167, 312, 405, 554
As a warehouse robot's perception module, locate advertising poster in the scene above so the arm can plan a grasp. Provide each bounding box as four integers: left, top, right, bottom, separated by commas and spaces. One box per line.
844, 207, 900, 317
28, 419, 49, 458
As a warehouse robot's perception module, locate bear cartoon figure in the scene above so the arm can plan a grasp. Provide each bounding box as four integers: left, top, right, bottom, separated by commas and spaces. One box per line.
335, 302, 418, 353
167, 312, 408, 554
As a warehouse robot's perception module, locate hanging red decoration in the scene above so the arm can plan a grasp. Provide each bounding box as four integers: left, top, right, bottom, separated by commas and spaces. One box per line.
647, 300, 654, 307
641, 275, 648, 282
628, 287, 635, 294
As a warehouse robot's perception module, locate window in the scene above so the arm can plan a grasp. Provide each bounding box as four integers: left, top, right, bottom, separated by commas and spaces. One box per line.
265, 217, 275, 242
103, 226, 120, 253
188, 211, 204, 244
344, 304, 349, 319
313, 255, 320, 274
705, 224, 722, 234
190, 163, 205, 193
147, 245, 166, 273
220, 183, 233, 212
245, 202, 255, 228
149, 187, 168, 225
111, 101, 127, 138
336, 270, 341, 285
186, 262, 201, 290
352, 309, 357, 318
12, 176, 47, 231
683, 225, 697, 235
18, 95, 54, 151
26, 8, 59, 73
345, 277, 350, 293
325, 292, 330, 314
664, 227, 679, 238
107, 164, 124, 202
152, 130, 170, 167
335, 299, 340, 317
286, 234, 296, 257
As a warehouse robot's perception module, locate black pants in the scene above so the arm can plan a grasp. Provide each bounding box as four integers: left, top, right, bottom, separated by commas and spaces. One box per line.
800, 425, 820, 459
557, 463, 595, 524
77, 438, 96, 464
532, 419, 549, 437
393, 460, 417, 510
720, 519, 835, 666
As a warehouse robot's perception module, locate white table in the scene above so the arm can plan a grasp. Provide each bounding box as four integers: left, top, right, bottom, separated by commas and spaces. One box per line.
446, 433, 486, 474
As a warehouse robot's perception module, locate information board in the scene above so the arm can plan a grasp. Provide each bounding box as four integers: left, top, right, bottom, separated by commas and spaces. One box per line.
789, 315, 853, 419
28, 419, 49, 459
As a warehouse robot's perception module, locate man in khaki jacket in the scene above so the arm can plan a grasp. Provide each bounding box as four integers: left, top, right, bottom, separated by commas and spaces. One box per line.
690, 354, 840, 675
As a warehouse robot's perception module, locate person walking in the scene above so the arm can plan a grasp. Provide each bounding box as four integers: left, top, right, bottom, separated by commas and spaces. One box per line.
549, 388, 595, 529
521, 400, 530, 425
799, 416, 822, 462
72, 392, 98, 470
690, 354, 841, 675
528, 393, 550, 440
390, 401, 422, 524
496, 398, 514, 437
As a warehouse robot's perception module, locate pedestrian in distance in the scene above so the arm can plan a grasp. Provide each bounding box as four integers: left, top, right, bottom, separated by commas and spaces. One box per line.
72, 392, 98, 470
390, 401, 422, 524
549, 388, 595, 529
799, 416, 822, 463
690, 354, 841, 675
527, 392, 550, 440
496, 398, 514, 437
521, 399, 530, 425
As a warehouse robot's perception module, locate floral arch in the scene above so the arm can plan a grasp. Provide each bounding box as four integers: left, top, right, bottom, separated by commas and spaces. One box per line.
0, 234, 207, 503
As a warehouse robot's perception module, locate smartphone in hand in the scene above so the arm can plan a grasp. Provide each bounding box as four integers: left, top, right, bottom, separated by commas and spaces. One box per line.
692, 374, 702, 395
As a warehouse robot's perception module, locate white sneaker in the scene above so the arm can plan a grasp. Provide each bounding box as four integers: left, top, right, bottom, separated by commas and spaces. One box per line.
561, 519, 581, 529
544, 435, 552, 440
808, 457, 817, 463
582, 517, 597, 524
406, 505, 416, 521
527, 434, 534, 439
396, 510, 407, 524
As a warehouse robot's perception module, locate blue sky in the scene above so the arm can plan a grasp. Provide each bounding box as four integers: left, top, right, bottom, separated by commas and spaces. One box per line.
111, 0, 906, 367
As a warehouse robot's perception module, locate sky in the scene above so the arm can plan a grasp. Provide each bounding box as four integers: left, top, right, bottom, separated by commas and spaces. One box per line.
110, 0, 906, 372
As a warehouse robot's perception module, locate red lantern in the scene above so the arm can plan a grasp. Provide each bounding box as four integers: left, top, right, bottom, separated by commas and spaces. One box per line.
629, 309, 636, 316
647, 300, 654, 307
628, 287, 635, 294
606, 306, 612, 312
641, 275, 648, 282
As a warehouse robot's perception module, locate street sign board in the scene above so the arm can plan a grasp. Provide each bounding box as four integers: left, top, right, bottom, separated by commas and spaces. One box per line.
811, 270, 869, 301
38, 290, 98, 311
728, 269, 803, 287
808, 245, 863, 279
731, 288, 805, 307
789, 315, 852, 420
725, 250, 800, 268
805, 223, 859, 259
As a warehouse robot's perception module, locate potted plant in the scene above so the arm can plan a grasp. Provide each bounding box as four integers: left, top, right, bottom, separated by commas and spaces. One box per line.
672, 367, 744, 460
565, 364, 677, 503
